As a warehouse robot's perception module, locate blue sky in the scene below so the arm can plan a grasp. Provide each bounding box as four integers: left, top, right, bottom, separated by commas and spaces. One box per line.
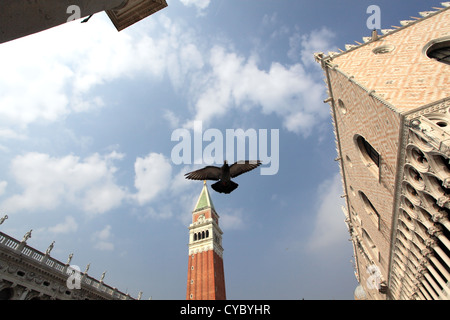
0, 0, 441, 299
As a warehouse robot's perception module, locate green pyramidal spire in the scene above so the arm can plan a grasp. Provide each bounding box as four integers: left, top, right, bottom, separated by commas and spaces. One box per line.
193, 181, 215, 212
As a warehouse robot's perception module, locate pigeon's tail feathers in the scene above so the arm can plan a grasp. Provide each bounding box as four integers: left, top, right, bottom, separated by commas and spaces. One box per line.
211, 180, 238, 194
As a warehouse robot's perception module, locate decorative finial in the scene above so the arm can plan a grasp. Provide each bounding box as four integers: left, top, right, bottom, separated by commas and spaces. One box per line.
100, 271, 107, 282
22, 229, 32, 243
66, 253, 73, 265
45, 241, 55, 255
0, 214, 8, 225
371, 29, 379, 41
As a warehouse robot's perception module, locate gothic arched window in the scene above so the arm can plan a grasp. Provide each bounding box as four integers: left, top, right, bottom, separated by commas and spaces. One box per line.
359, 191, 380, 230
356, 135, 380, 168
362, 228, 379, 261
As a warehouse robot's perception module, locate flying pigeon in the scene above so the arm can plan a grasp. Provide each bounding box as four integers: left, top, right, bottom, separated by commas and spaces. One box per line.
185, 160, 262, 194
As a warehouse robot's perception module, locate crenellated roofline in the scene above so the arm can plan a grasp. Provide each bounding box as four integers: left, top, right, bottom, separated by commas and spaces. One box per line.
316, 2, 450, 61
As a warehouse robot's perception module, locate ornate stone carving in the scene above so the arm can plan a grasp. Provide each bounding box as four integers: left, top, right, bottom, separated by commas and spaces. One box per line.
427, 225, 443, 237
0, 215, 8, 225
45, 241, 55, 256
424, 237, 437, 248
21, 230, 32, 243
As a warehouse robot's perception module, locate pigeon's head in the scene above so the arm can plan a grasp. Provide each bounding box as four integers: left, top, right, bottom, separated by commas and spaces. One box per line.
222, 160, 229, 168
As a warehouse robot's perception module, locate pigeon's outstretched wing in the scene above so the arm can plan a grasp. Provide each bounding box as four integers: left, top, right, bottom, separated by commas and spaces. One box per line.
229, 160, 261, 178
184, 166, 222, 181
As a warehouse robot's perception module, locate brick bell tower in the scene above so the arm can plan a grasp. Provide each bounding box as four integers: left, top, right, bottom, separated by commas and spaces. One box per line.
186, 181, 226, 300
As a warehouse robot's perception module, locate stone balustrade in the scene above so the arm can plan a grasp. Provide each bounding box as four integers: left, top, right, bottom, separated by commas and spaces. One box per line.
0, 231, 134, 300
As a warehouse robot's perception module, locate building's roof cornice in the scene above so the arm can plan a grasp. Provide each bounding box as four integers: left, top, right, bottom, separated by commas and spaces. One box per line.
317, 2, 450, 61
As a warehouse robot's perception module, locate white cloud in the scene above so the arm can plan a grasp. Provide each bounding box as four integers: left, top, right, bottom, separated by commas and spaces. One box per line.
144, 205, 174, 220
0, 181, 7, 196
307, 173, 347, 250
0, 12, 333, 141
0, 129, 27, 140
0, 14, 203, 136
186, 45, 329, 136
170, 166, 194, 194
1, 151, 126, 215
288, 27, 336, 66
0, 150, 189, 219
83, 183, 126, 214
0, 23, 88, 129
179, 0, 211, 11
133, 153, 173, 205
92, 225, 114, 251
163, 110, 181, 128
262, 13, 290, 40
220, 209, 246, 230
262, 12, 279, 27
48, 216, 78, 234
0, 10, 339, 228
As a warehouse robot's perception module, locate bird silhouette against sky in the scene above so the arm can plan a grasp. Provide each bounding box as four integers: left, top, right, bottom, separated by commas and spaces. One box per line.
185, 160, 262, 194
